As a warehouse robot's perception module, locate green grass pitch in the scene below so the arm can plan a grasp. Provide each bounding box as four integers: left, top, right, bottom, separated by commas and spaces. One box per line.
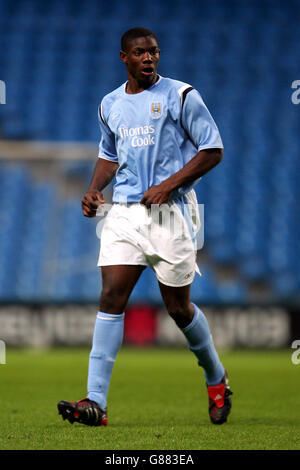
0, 347, 299, 450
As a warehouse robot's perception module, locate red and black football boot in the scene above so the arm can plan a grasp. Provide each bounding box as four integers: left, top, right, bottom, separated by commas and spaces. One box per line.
207, 371, 232, 425
57, 398, 107, 426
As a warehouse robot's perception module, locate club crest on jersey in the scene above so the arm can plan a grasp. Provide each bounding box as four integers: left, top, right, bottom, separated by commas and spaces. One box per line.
150, 102, 162, 119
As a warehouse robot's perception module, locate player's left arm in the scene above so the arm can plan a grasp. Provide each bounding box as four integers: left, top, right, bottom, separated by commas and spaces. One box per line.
140, 148, 222, 206
141, 88, 223, 207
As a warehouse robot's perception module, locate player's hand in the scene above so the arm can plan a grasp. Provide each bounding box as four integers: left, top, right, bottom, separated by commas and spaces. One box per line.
140, 183, 173, 208
81, 190, 104, 217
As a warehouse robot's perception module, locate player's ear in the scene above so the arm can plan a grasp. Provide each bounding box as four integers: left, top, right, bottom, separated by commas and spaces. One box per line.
120, 50, 128, 64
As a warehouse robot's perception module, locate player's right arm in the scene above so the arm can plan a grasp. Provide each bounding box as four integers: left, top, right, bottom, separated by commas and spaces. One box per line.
81, 158, 118, 217
82, 99, 119, 218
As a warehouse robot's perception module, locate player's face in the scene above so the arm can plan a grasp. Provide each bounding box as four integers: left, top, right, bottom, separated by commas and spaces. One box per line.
120, 36, 160, 86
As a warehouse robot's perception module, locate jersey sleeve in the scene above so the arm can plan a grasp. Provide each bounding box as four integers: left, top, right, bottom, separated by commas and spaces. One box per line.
97, 101, 118, 162
181, 89, 223, 151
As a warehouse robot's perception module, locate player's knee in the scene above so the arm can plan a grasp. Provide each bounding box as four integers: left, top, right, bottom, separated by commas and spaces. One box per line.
167, 305, 193, 328
99, 286, 128, 313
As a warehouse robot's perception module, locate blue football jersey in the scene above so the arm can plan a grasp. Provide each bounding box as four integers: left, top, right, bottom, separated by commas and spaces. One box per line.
98, 76, 223, 203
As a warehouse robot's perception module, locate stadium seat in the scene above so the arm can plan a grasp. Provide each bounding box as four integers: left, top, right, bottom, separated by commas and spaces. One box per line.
0, 0, 299, 304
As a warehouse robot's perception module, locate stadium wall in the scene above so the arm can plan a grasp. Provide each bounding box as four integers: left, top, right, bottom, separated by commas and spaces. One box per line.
0, 304, 299, 349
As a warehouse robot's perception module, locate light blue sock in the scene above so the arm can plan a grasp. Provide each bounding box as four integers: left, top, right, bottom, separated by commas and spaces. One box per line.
181, 304, 225, 386
87, 311, 124, 409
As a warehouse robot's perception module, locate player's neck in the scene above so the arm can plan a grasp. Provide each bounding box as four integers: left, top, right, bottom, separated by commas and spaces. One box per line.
125, 74, 159, 94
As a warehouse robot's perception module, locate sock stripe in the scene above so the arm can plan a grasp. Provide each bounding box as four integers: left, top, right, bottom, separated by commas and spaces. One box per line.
97, 311, 125, 321
97, 315, 122, 321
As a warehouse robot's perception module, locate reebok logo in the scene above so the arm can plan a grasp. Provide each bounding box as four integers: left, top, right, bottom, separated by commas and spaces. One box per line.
111, 111, 120, 120
184, 271, 193, 280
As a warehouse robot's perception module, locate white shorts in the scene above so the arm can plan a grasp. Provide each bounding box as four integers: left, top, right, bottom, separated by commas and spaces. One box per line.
97, 190, 201, 287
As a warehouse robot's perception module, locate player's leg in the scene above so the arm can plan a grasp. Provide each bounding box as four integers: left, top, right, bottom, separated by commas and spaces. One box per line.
158, 281, 224, 384
99, 264, 146, 313
86, 202, 148, 417
158, 281, 232, 424
58, 264, 145, 426
87, 265, 145, 408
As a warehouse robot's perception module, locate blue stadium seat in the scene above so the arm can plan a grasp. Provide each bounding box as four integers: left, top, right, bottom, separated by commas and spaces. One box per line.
129, 268, 161, 305
190, 267, 220, 304
217, 279, 248, 304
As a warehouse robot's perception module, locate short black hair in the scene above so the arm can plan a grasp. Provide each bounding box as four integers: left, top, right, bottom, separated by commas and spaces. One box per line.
121, 27, 158, 52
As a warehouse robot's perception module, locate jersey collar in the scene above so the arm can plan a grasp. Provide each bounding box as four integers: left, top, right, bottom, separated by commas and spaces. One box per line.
124, 75, 162, 95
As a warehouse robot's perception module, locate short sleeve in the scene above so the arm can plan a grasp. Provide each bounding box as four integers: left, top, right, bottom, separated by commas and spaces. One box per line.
181, 89, 223, 151
98, 102, 118, 162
